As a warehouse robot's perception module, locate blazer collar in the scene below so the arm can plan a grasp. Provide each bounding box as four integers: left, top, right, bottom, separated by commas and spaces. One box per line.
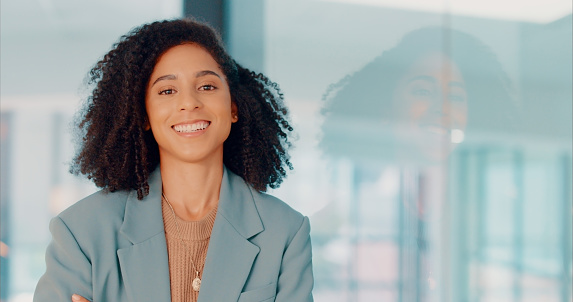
217, 166, 264, 239
198, 167, 264, 301
120, 167, 165, 244
118, 167, 170, 301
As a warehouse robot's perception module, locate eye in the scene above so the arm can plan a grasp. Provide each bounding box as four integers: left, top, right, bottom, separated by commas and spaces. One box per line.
449, 94, 466, 103
199, 84, 217, 91
412, 88, 433, 96
159, 88, 176, 95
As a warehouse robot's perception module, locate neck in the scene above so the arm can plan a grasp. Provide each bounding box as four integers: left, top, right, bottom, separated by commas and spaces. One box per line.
160, 155, 224, 221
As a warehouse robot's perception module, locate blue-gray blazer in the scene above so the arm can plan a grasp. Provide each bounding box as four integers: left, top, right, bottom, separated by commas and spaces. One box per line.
34, 167, 313, 301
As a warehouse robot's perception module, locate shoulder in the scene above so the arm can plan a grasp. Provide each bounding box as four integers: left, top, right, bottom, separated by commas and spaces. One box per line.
251, 190, 303, 221
224, 167, 307, 237
58, 189, 129, 222
250, 189, 307, 239
55, 189, 130, 239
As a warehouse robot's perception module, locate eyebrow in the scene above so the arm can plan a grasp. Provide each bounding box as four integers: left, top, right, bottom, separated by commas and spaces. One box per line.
195, 70, 222, 79
407, 75, 436, 84
150, 70, 222, 87
151, 74, 177, 87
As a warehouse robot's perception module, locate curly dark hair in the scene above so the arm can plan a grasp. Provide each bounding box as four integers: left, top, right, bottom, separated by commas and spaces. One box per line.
72, 18, 293, 200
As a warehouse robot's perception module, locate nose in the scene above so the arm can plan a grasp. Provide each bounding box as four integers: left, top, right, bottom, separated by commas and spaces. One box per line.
179, 90, 202, 111
426, 91, 451, 114
440, 96, 452, 116
425, 90, 453, 125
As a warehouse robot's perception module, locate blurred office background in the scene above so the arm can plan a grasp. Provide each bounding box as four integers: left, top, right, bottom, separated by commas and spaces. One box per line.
1, 0, 571, 301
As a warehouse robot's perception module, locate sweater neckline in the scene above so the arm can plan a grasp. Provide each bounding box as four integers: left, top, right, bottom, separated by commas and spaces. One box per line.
162, 201, 218, 241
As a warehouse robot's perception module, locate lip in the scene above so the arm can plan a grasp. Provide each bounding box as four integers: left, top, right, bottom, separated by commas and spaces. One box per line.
418, 123, 450, 136
424, 125, 448, 135
171, 119, 211, 138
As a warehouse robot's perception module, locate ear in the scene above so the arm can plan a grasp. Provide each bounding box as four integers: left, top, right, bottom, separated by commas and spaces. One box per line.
231, 101, 239, 123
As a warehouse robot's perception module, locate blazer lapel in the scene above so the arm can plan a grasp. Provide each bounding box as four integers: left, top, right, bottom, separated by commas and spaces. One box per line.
117, 168, 171, 301
198, 167, 264, 301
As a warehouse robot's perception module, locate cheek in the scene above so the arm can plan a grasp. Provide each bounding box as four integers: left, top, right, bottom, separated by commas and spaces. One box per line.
217, 94, 234, 118
145, 106, 158, 127
451, 103, 468, 126
453, 104, 467, 116
393, 88, 432, 120
408, 102, 431, 119
145, 99, 171, 125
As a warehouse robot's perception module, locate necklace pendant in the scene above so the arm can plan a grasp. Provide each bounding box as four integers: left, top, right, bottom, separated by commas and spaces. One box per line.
192, 277, 201, 291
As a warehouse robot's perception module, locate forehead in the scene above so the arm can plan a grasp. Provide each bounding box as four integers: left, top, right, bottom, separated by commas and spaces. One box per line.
403, 52, 464, 83
152, 43, 221, 73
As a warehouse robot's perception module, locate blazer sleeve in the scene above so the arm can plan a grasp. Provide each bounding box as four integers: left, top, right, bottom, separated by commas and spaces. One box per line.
34, 216, 93, 302
275, 216, 314, 302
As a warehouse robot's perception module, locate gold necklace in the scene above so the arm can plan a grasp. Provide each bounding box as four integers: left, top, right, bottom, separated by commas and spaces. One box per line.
162, 192, 202, 292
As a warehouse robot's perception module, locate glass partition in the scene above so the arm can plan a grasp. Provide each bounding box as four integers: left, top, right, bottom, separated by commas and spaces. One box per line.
228, 1, 572, 301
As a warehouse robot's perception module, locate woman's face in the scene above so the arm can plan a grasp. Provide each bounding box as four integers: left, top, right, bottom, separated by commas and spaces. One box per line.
145, 43, 237, 165
391, 52, 468, 161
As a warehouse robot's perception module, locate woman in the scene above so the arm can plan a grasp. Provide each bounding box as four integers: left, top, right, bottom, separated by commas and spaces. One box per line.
322, 27, 514, 162
34, 19, 313, 302
320, 27, 514, 299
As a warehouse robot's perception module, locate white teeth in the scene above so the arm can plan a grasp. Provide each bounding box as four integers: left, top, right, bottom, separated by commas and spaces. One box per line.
174, 121, 210, 133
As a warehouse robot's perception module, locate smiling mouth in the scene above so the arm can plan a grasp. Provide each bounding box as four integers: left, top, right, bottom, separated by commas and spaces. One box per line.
172, 121, 211, 133
423, 125, 448, 136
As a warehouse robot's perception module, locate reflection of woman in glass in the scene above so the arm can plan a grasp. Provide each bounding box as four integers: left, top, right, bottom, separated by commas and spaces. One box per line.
34, 19, 313, 301
323, 27, 513, 163
321, 27, 513, 300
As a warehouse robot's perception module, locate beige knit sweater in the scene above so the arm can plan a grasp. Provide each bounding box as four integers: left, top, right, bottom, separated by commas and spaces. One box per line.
162, 200, 217, 302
